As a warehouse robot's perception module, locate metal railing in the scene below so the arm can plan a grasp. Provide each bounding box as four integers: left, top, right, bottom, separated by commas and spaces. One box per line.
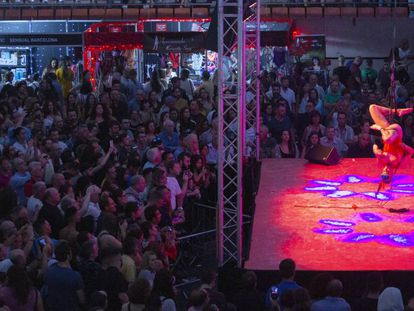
262, 0, 410, 6
0, 0, 410, 8
171, 200, 252, 279
0, 0, 216, 8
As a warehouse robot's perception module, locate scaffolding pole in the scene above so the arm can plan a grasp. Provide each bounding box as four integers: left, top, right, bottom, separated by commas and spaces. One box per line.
217, 0, 260, 267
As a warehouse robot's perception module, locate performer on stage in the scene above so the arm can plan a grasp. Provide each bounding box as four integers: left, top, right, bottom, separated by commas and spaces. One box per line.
369, 104, 414, 183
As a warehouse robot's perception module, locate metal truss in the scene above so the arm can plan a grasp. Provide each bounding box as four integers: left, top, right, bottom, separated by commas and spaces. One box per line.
243, 1, 261, 160
217, 0, 244, 267
217, 0, 260, 267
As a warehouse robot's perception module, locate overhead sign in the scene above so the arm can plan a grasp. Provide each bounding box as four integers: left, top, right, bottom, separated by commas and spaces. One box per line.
293, 35, 326, 64
0, 33, 82, 46
143, 21, 209, 33
155, 23, 168, 32
84, 32, 143, 47
143, 33, 206, 53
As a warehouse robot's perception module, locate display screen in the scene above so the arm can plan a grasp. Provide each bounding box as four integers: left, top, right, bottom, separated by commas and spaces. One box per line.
0, 51, 18, 66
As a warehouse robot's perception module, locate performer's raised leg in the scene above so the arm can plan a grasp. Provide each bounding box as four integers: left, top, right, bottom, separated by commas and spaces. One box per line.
369, 104, 392, 129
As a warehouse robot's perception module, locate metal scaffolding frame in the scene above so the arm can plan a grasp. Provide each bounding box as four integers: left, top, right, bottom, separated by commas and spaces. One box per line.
243, 2, 261, 160
217, 0, 260, 267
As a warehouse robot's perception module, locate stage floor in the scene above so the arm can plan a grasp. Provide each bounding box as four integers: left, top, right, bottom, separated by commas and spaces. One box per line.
246, 158, 414, 271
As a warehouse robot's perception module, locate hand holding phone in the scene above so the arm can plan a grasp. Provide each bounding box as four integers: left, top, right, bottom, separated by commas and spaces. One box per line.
270, 286, 279, 300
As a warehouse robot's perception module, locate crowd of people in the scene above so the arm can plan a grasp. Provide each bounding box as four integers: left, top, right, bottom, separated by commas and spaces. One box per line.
0, 54, 221, 311
0, 37, 412, 310
259, 49, 414, 162
229, 258, 414, 311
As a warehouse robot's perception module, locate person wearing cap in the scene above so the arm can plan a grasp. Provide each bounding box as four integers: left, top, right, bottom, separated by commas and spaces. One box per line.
166, 61, 177, 82
150, 136, 164, 151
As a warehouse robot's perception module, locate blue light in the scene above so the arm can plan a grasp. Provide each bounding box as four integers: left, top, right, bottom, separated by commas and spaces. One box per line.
396, 183, 414, 188
342, 233, 377, 243
390, 189, 414, 194
305, 186, 337, 191
313, 228, 353, 234
347, 176, 362, 183
378, 234, 414, 247
320, 219, 355, 227
360, 213, 383, 222
326, 190, 355, 198
314, 180, 342, 186
362, 192, 391, 201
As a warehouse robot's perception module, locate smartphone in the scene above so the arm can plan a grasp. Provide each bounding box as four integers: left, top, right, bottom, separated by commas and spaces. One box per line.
38, 238, 46, 247
270, 286, 279, 300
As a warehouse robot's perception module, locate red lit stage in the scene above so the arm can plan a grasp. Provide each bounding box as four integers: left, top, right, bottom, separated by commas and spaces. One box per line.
246, 158, 414, 271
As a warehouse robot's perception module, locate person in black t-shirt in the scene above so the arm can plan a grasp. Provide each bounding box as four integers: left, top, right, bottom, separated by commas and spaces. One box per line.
99, 247, 129, 311
333, 55, 351, 86
346, 133, 375, 158
39, 188, 64, 239
352, 272, 383, 311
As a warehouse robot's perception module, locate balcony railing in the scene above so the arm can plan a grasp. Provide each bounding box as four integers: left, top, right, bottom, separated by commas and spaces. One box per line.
0, 0, 216, 7
262, 0, 410, 6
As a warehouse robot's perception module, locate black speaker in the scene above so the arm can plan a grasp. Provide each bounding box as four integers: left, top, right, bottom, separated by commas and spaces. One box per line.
305, 145, 340, 165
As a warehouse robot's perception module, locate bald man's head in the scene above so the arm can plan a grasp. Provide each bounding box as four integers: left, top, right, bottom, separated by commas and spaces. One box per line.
326, 279, 343, 297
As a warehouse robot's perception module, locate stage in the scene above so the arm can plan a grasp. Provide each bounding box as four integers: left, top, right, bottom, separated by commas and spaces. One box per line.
246, 158, 414, 271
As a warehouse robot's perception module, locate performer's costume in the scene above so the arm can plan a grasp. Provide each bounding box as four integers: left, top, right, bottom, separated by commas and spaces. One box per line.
369, 104, 414, 183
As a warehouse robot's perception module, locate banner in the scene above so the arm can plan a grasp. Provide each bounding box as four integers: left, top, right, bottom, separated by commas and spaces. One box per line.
292, 35, 326, 65
0, 34, 82, 46
143, 33, 206, 53
84, 32, 143, 47
143, 21, 209, 33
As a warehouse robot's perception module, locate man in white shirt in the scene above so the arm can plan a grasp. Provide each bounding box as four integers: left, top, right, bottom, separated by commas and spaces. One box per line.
27, 181, 46, 222
334, 112, 356, 145
280, 76, 296, 112
321, 126, 348, 157
165, 161, 185, 212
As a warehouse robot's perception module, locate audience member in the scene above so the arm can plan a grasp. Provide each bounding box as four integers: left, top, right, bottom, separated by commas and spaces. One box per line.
266, 258, 302, 308
377, 287, 404, 311
310, 279, 351, 311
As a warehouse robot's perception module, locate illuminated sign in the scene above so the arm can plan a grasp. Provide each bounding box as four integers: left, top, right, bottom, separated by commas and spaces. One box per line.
155, 23, 168, 32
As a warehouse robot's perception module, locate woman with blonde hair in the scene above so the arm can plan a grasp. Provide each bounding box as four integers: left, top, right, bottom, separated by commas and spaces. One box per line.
56, 57, 74, 98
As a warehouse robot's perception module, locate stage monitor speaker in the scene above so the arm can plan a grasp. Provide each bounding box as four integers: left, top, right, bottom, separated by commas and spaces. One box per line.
305, 145, 340, 165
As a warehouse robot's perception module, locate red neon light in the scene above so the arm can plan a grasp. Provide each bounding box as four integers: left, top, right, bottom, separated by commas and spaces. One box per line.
84, 18, 211, 87
109, 26, 122, 33
260, 17, 293, 23
139, 17, 210, 23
